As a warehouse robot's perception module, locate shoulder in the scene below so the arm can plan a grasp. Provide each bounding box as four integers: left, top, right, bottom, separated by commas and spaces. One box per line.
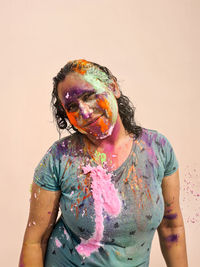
141, 127, 179, 176
48, 132, 83, 157
140, 127, 176, 159
140, 127, 168, 146
34, 133, 83, 168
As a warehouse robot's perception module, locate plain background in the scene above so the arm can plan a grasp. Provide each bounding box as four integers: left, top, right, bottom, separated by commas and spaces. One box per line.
1, 0, 199, 266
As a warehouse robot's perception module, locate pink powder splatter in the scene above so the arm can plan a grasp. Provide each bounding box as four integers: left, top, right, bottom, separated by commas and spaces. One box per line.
181, 165, 200, 224
64, 229, 70, 240
76, 164, 121, 257
55, 237, 62, 248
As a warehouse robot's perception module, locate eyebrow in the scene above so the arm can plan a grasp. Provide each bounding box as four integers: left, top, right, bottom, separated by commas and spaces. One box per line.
63, 87, 95, 105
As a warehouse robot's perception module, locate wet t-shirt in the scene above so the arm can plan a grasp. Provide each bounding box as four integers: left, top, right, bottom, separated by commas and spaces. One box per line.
33, 128, 179, 267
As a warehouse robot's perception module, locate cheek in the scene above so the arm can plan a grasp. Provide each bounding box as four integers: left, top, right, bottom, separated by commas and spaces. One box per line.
66, 111, 87, 135
66, 111, 79, 127
97, 97, 112, 116
97, 95, 118, 122
60, 102, 79, 127
97, 116, 109, 133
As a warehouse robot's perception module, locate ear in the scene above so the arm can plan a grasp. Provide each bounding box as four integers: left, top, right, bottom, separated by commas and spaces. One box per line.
110, 82, 121, 99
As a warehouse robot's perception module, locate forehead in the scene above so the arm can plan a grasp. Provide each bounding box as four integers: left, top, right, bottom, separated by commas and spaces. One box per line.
58, 72, 109, 99
58, 72, 91, 91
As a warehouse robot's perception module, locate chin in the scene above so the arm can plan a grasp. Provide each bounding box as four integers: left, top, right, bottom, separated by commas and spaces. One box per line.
91, 125, 114, 140
75, 127, 87, 135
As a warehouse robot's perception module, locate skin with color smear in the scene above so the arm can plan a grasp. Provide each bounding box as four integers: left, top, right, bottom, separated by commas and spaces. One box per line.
164, 213, 177, 220
165, 234, 178, 243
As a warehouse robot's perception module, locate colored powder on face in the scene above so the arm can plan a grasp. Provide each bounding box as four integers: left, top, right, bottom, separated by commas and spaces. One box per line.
79, 102, 93, 120
69, 59, 112, 89
97, 97, 112, 119
64, 87, 95, 106
84, 68, 112, 93
55, 237, 62, 248
60, 65, 118, 139
165, 234, 178, 243
66, 110, 78, 126
76, 164, 121, 257
71, 59, 89, 75
97, 116, 109, 133
66, 109, 88, 135
164, 213, 177, 220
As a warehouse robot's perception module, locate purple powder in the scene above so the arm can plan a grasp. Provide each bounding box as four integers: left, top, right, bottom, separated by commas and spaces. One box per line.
165, 234, 178, 242
164, 213, 177, 220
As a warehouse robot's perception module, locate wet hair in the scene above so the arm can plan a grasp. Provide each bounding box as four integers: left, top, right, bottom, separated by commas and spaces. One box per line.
51, 59, 143, 140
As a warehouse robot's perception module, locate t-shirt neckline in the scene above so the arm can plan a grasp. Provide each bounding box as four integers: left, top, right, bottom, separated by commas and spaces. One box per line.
79, 134, 136, 174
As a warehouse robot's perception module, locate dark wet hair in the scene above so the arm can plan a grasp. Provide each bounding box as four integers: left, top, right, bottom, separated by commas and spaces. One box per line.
51, 59, 143, 140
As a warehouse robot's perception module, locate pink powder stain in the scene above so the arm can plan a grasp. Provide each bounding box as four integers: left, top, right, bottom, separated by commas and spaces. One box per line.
55, 237, 62, 248
76, 164, 121, 257
64, 229, 70, 240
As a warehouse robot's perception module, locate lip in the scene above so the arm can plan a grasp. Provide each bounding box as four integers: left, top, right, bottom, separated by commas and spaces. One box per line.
83, 114, 103, 127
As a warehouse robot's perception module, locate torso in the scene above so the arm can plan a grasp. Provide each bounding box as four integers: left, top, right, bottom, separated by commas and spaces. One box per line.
34, 128, 177, 267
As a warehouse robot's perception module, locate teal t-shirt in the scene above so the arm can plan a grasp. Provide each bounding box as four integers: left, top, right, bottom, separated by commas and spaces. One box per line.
33, 128, 179, 267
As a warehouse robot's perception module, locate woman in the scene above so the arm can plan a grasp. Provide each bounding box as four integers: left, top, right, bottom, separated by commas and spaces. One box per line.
19, 59, 188, 267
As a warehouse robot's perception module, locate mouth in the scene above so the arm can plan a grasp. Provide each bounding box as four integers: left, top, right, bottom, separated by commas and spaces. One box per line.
83, 114, 104, 127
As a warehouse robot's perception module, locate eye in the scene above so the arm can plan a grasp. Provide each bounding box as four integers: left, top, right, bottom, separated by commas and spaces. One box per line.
66, 103, 78, 112
82, 92, 95, 101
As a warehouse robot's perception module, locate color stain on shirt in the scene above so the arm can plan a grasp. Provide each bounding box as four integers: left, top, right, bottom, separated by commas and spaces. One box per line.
76, 164, 121, 257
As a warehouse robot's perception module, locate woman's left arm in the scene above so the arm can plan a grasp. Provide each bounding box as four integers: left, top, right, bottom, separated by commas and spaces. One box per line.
157, 168, 188, 267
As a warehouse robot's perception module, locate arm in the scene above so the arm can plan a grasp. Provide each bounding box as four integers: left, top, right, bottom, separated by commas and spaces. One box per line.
18, 182, 61, 267
157, 169, 188, 267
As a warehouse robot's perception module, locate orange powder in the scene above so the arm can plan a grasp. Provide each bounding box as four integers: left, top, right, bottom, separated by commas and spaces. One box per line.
98, 117, 109, 133
71, 59, 90, 75
67, 112, 78, 127
97, 98, 112, 118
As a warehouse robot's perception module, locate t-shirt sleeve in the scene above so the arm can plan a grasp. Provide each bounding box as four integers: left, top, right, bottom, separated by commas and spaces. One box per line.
33, 144, 60, 191
159, 133, 179, 177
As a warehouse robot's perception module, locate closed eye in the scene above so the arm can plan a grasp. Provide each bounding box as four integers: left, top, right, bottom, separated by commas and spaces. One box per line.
82, 92, 95, 101
66, 103, 78, 112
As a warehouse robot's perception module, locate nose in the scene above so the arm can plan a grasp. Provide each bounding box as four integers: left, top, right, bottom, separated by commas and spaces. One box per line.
78, 100, 93, 119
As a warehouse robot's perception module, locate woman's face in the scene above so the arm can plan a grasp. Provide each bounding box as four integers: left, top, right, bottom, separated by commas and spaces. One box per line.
57, 71, 119, 139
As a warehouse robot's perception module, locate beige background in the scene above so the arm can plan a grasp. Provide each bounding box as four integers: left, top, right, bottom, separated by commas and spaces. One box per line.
0, 0, 199, 266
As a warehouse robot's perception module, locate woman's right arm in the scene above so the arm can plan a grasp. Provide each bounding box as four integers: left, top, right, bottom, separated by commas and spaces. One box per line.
19, 182, 61, 267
